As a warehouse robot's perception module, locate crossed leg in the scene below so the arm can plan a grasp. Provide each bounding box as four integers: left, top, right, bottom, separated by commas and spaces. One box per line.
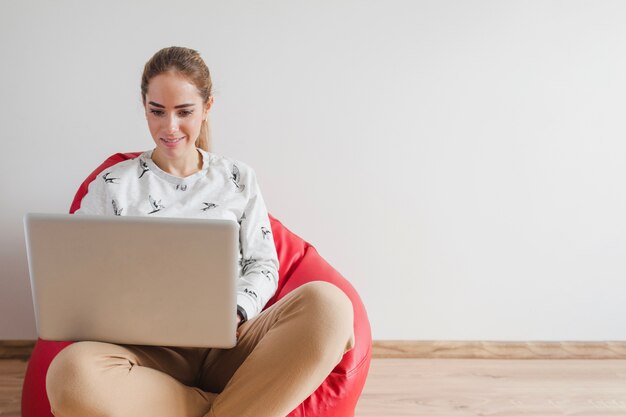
45, 281, 354, 417
46, 342, 214, 417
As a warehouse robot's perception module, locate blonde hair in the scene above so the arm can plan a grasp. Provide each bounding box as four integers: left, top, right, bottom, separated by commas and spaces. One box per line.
141, 46, 212, 151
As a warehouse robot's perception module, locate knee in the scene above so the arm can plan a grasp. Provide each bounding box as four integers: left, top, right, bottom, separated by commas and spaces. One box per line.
297, 281, 353, 317
294, 281, 355, 349
46, 341, 107, 415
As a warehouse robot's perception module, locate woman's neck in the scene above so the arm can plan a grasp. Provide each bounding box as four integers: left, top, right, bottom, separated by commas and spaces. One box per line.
151, 148, 203, 178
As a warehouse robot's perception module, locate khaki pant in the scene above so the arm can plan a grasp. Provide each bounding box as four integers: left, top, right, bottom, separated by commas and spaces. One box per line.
46, 281, 355, 417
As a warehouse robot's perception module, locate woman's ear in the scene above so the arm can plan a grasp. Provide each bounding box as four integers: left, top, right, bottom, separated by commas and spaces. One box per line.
204, 96, 214, 118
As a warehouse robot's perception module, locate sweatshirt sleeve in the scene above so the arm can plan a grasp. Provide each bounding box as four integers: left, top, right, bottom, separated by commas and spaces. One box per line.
236, 167, 279, 322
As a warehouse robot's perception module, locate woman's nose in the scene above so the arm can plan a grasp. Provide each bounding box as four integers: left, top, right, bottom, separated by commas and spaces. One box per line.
165, 115, 179, 133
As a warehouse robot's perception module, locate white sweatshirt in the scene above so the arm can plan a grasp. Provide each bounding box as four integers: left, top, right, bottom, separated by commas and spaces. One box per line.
76, 148, 279, 322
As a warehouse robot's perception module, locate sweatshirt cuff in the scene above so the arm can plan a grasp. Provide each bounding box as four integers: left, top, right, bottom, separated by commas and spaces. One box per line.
236, 293, 256, 322
236, 305, 248, 323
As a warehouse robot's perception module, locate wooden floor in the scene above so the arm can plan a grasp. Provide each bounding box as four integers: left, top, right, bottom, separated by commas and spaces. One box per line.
357, 359, 626, 416
3, 358, 626, 416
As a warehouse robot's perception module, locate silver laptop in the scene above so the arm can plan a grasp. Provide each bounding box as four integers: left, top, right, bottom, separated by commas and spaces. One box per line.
24, 213, 238, 348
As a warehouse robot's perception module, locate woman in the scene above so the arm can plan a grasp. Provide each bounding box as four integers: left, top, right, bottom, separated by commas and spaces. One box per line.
45, 46, 355, 417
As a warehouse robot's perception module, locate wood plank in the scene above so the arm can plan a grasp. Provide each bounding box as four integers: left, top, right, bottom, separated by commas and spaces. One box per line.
0, 341, 34, 361
372, 341, 626, 359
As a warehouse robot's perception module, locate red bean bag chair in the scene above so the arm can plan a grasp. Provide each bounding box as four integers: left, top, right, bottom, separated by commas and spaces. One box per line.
21, 152, 372, 417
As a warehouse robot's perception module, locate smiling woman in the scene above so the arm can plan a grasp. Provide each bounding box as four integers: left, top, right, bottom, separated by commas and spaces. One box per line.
41, 46, 358, 417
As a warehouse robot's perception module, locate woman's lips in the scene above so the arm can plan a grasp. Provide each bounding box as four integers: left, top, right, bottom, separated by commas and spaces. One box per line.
161, 136, 184, 146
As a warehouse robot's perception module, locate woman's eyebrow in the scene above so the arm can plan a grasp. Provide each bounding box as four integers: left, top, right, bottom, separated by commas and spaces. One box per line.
148, 101, 195, 109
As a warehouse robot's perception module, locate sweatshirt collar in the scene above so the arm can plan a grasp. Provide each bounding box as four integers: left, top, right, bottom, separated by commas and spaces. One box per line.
140, 148, 210, 185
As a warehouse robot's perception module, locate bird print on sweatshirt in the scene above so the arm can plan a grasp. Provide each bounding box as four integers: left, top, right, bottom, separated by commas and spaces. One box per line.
175, 184, 188, 191
102, 172, 119, 184
202, 202, 218, 211
261, 227, 271, 240
243, 288, 258, 299
231, 164, 246, 192
240, 257, 257, 274
148, 195, 165, 214
138, 159, 150, 179
261, 270, 273, 282
112, 199, 123, 216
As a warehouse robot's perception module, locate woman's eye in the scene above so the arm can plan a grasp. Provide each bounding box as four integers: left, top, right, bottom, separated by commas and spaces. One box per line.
150, 109, 164, 117
179, 110, 193, 117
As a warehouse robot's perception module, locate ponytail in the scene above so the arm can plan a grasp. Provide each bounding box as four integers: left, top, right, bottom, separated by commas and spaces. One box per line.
196, 118, 211, 152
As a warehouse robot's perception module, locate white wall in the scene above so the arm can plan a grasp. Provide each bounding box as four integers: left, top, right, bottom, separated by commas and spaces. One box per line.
2, 0, 626, 341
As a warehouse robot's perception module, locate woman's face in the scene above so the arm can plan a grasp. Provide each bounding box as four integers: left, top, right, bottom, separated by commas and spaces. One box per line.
143, 71, 212, 160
